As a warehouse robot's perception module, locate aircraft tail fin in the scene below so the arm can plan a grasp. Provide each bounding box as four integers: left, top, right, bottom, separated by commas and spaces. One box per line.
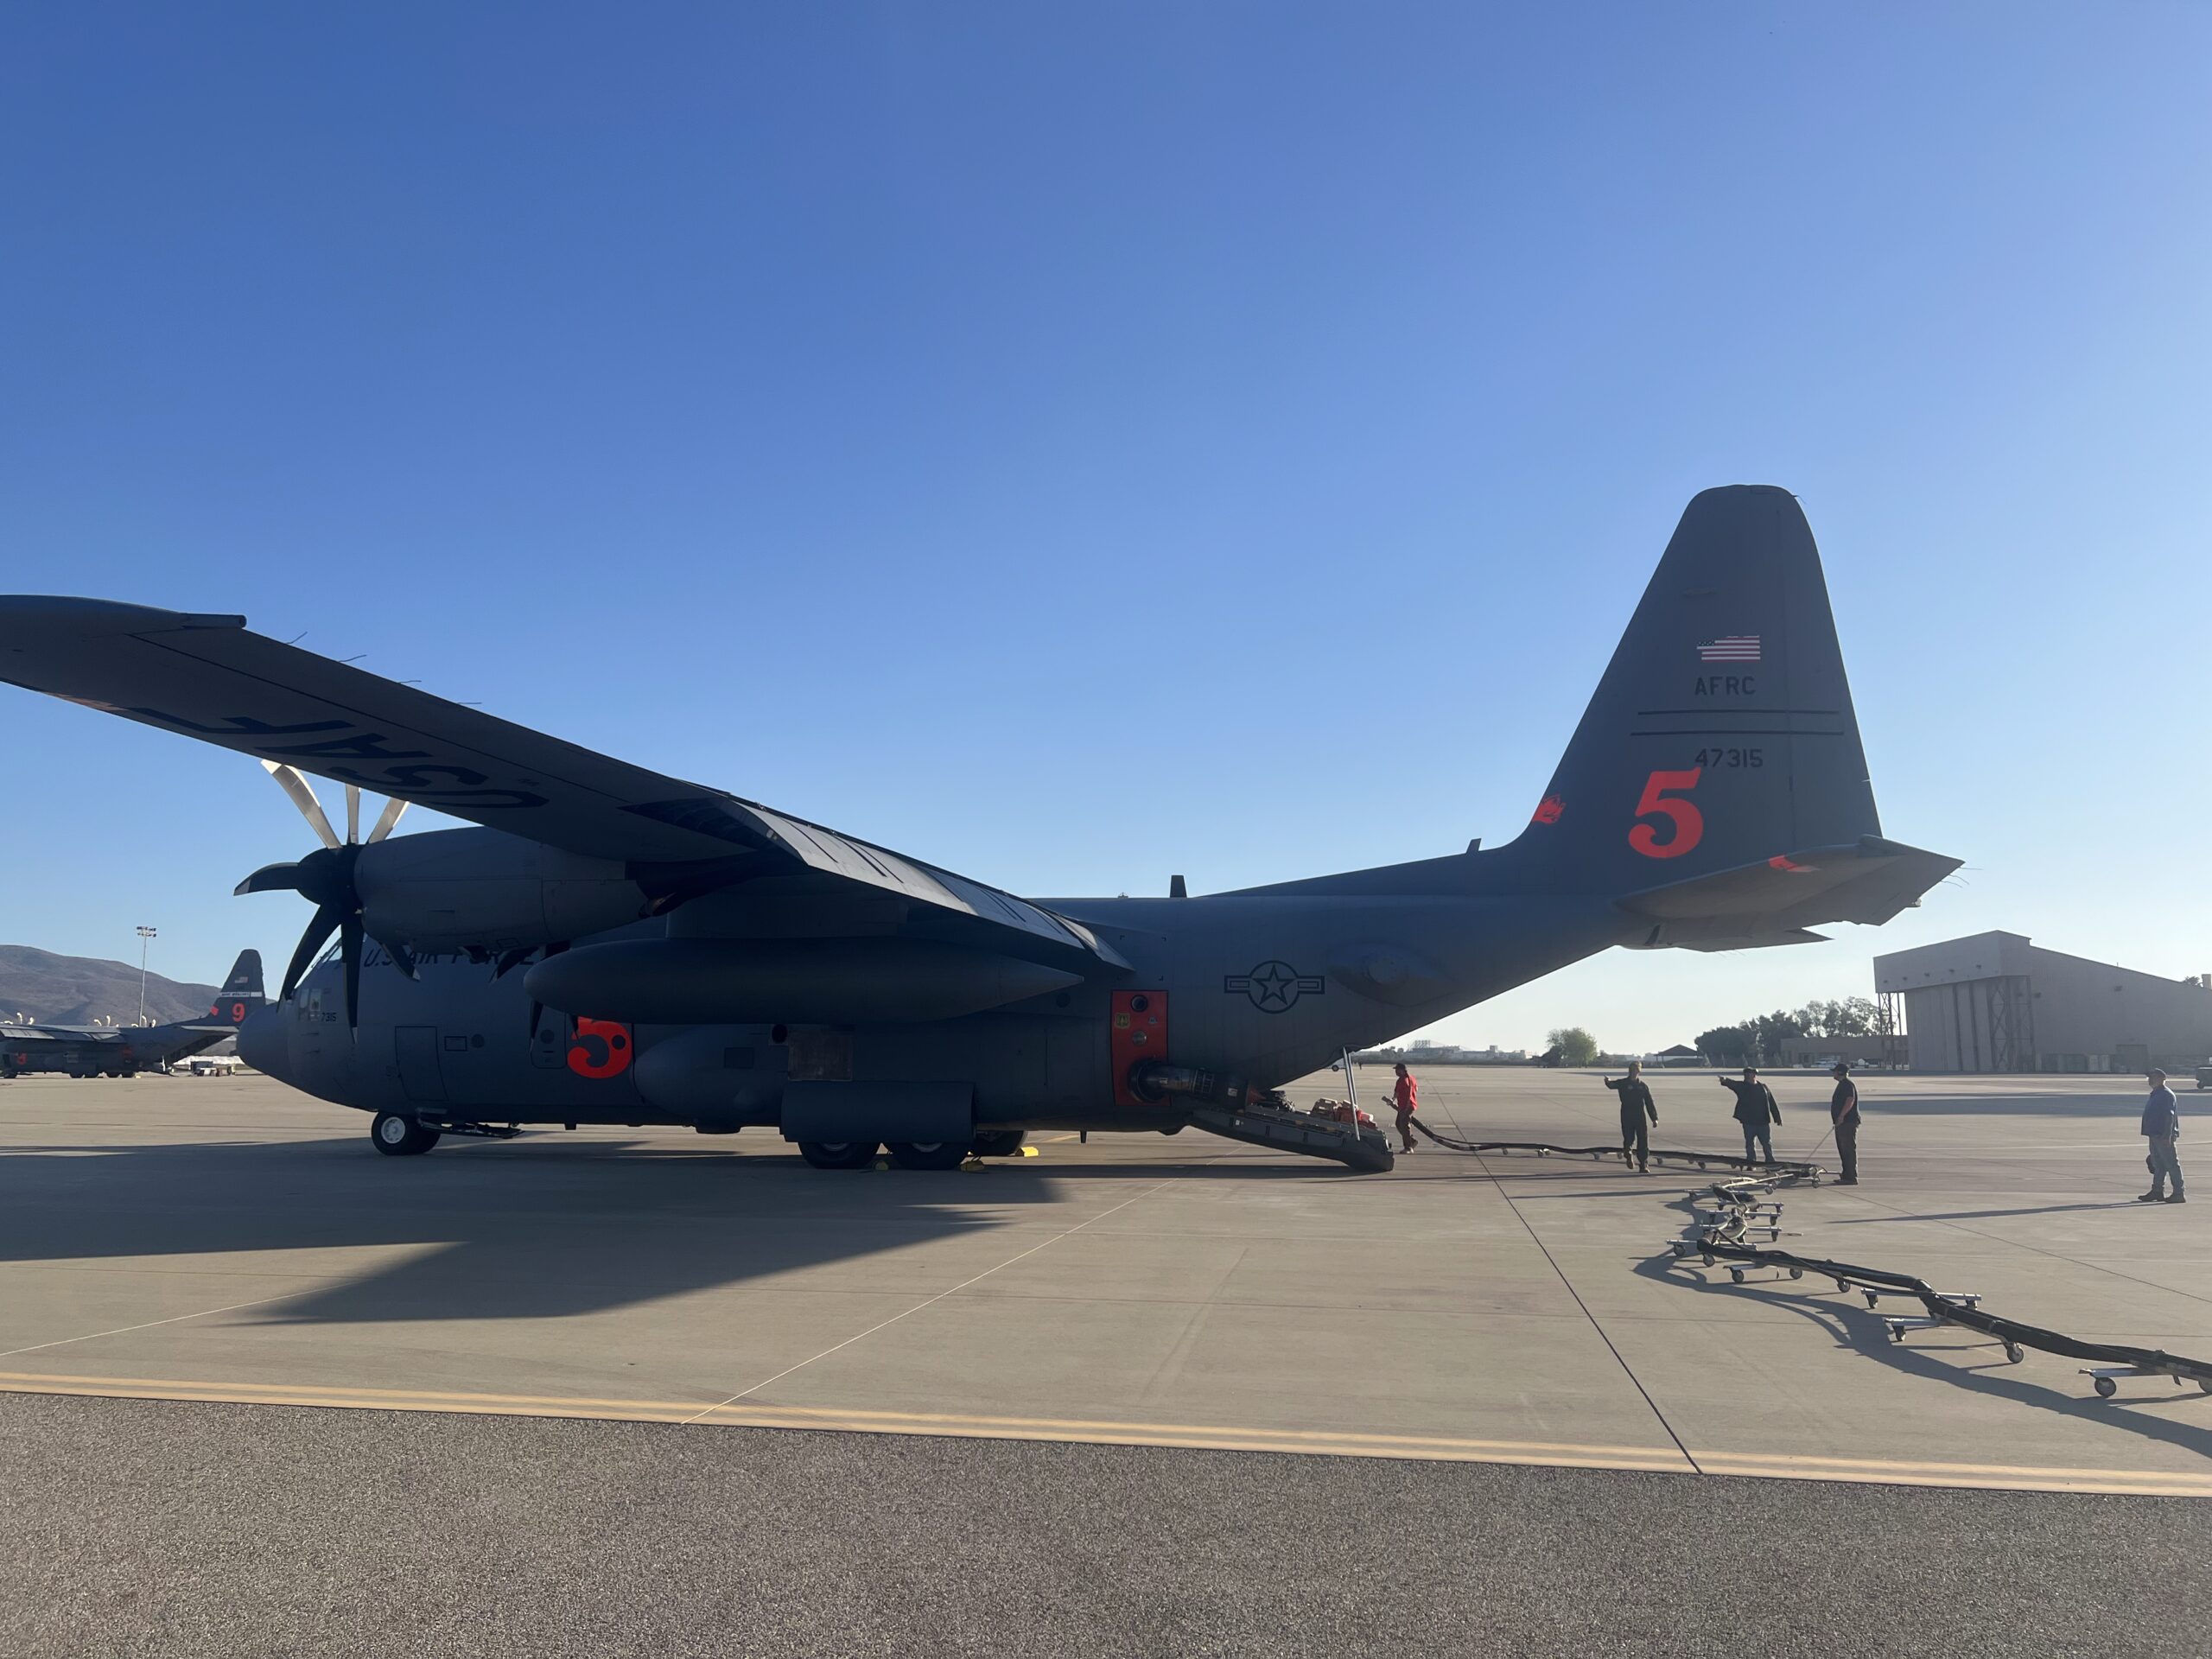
1516, 486, 1882, 892
1225, 486, 1960, 928
207, 950, 267, 1025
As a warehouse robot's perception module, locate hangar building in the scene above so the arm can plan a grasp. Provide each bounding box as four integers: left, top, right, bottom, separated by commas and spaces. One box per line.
1873, 931, 2212, 1074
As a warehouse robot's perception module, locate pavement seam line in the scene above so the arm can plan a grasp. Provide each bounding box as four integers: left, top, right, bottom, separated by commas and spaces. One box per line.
1440, 1095, 1702, 1476
0, 1294, 296, 1359
678, 1179, 1173, 1422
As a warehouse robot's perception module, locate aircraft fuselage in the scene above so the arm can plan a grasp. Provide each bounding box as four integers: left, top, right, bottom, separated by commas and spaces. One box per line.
242, 886, 1633, 1133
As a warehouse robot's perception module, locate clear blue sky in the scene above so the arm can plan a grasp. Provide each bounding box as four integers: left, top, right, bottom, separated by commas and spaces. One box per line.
3, 3, 2207, 1048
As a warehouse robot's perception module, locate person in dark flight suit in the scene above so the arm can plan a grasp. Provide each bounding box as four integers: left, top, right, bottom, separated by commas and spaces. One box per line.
1830, 1062, 1861, 1185
1719, 1066, 1782, 1165
1605, 1062, 1658, 1173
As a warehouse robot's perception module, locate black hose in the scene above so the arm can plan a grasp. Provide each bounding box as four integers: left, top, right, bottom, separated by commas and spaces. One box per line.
1414, 1117, 2212, 1386
1691, 1230, 2212, 1385
1410, 1116, 1822, 1181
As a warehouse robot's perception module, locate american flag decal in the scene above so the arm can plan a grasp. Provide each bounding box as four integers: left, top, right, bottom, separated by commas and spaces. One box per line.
1697, 634, 1761, 663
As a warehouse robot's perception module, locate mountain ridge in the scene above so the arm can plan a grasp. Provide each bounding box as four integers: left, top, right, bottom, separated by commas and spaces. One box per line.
0, 944, 225, 1027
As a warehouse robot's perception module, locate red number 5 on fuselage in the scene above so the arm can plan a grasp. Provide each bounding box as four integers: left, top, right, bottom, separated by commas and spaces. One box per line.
1629, 767, 1704, 858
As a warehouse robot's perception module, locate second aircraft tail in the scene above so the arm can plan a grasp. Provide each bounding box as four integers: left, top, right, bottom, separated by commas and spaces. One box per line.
206, 950, 267, 1025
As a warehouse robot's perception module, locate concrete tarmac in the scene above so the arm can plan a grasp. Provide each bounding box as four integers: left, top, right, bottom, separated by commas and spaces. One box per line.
2, 1065, 2209, 1651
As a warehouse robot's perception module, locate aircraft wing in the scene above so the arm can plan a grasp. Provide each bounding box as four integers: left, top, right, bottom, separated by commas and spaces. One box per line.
0, 597, 1119, 969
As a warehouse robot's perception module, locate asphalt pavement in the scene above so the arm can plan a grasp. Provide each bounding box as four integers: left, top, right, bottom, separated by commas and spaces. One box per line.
5, 1391, 2206, 1658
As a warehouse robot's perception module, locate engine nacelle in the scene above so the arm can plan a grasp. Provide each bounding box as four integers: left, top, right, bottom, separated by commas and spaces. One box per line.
354, 827, 651, 953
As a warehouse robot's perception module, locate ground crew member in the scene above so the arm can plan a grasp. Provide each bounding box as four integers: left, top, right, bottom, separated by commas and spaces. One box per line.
1830, 1061, 1860, 1185
1604, 1061, 1658, 1173
2137, 1069, 2184, 1204
1718, 1066, 1782, 1166
1391, 1062, 1419, 1154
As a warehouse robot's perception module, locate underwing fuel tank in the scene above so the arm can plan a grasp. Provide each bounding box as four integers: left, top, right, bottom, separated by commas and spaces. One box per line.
524, 938, 1085, 1025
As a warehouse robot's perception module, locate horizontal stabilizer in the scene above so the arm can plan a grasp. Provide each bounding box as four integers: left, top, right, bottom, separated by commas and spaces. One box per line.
1648, 929, 1831, 954
1618, 836, 1961, 951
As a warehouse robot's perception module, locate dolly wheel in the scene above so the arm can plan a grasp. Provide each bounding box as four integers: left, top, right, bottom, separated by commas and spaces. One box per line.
886, 1140, 969, 1172
2004, 1344, 2024, 1365
371, 1112, 441, 1156
2094, 1376, 2118, 1399
798, 1141, 880, 1170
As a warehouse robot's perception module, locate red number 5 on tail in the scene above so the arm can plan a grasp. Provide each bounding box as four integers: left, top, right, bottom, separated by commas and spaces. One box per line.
1629, 767, 1704, 858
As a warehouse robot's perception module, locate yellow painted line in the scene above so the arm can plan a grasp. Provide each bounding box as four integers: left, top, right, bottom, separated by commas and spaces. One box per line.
1697, 1454, 2212, 1500
1690, 1446, 2212, 1484
1, 1369, 2203, 1495
0, 1370, 1684, 1471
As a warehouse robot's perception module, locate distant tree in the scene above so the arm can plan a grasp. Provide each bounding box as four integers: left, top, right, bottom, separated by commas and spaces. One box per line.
1832, 996, 1878, 1037
1546, 1027, 1599, 1066
1792, 997, 1879, 1039
1746, 1009, 1807, 1064
1697, 1025, 1754, 1064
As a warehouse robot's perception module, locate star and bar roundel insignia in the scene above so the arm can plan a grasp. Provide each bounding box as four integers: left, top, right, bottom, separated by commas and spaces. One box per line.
1224, 960, 1325, 1013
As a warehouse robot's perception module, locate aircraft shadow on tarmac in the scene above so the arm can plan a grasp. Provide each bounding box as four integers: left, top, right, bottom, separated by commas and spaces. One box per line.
0, 1133, 1333, 1328
1637, 1198, 2212, 1464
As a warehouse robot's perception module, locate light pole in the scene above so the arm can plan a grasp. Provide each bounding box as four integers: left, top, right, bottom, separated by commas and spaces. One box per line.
136, 925, 157, 1026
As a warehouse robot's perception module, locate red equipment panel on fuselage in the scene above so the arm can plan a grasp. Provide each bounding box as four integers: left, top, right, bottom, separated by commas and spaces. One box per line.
1109, 990, 1166, 1107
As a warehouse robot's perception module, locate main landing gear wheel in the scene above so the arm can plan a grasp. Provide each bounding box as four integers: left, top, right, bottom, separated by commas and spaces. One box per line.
798, 1141, 880, 1170
371, 1112, 442, 1156
886, 1141, 969, 1171
969, 1130, 1027, 1158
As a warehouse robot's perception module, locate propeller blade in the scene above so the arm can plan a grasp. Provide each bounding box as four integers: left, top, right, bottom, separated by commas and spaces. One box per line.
235, 861, 306, 897
365, 795, 410, 845
261, 760, 341, 850
345, 784, 361, 844
280, 905, 344, 1003
373, 935, 420, 981
524, 941, 571, 1040
340, 915, 364, 1034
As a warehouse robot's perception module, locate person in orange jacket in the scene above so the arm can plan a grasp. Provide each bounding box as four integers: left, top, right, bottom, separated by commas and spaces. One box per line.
1390, 1062, 1419, 1153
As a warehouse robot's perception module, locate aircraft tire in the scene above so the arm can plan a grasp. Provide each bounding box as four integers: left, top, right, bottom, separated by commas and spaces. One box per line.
371, 1112, 442, 1156
969, 1130, 1027, 1158
885, 1141, 969, 1172
798, 1141, 880, 1170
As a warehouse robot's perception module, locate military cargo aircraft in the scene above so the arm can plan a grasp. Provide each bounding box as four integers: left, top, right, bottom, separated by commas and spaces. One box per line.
0, 487, 1957, 1169
0, 950, 265, 1077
